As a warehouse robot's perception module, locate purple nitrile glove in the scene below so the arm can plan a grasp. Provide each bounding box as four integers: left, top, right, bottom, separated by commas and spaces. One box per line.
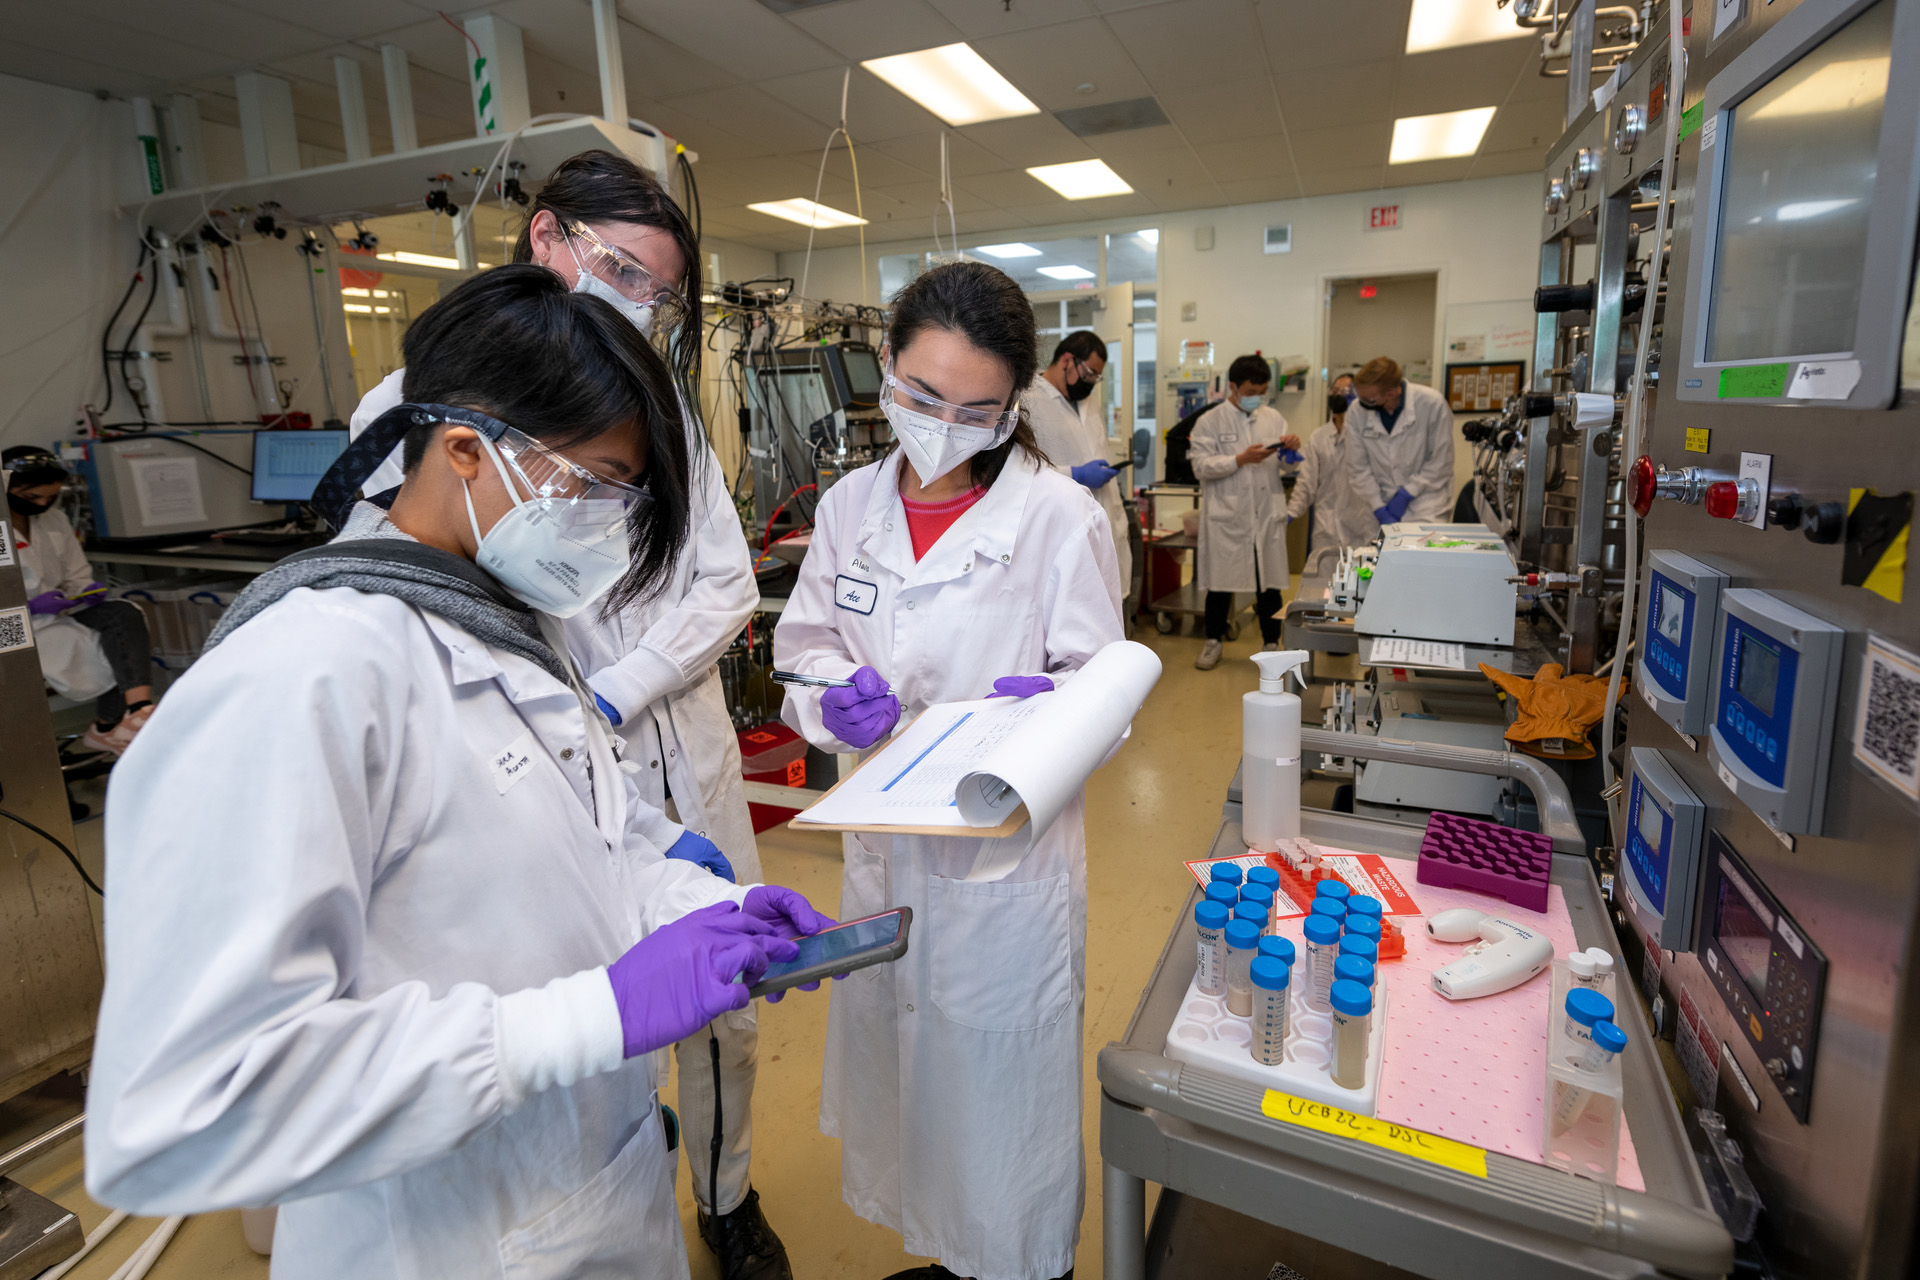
666, 828, 734, 882
605, 902, 799, 1059
820, 665, 901, 749
989, 675, 1055, 698
742, 884, 838, 1003
27, 592, 70, 616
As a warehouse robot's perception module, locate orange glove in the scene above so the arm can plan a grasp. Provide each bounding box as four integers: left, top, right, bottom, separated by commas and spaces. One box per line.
1477, 662, 1622, 759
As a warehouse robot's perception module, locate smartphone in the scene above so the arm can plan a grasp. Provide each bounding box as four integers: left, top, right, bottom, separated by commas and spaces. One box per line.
747, 907, 912, 999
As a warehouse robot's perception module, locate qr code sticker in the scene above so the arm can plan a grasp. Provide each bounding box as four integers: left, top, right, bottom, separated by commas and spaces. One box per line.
1855, 634, 1920, 800
0, 605, 31, 655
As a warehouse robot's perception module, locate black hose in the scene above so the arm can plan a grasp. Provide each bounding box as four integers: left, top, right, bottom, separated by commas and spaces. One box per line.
99, 432, 252, 477
709, 1028, 727, 1266
120, 254, 163, 421
99, 240, 154, 416
0, 807, 103, 896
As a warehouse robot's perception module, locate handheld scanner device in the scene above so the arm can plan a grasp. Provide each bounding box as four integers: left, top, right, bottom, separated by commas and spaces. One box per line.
1427, 909, 1555, 1000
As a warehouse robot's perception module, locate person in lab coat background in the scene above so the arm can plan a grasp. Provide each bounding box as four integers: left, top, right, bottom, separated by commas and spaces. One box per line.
347, 150, 789, 1278
773, 261, 1123, 1280
1023, 330, 1134, 614
1342, 355, 1457, 537
1188, 354, 1300, 671
4, 446, 158, 755
86, 266, 832, 1280
1285, 373, 1370, 568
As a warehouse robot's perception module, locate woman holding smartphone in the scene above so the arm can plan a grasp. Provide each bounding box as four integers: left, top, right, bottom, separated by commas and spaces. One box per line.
774, 261, 1123, 1280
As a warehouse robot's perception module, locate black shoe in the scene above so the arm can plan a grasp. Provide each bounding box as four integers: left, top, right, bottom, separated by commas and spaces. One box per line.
698, 1187, 793, 1280
879, 1269, 961, 1280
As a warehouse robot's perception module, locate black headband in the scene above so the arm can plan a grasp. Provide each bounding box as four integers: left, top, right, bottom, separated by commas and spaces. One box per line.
311, 403, 516, 530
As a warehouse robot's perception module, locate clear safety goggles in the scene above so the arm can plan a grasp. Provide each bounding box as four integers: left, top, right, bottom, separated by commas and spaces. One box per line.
487, 422, 650, 513
565, 219, 691, 330
881, 360, 1022, 434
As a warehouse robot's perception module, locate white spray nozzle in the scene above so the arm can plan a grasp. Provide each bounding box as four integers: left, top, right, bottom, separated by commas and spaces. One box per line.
1250, 649, 1310, 692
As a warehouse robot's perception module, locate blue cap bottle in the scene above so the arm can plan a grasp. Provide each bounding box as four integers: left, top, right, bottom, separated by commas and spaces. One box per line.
1565, 987, 1614, 1029
1309, 897, 1348, 924
1592, 1020, 1629, 1055
1303, 914, 1341, 947
1210, 862, 1245, 887
1346, 894, 1383, 920
1315, 880, 1352, 902
1338, 934, 1378, 963
1257, 935, 1296, 966
1241, 882, 1276, 914
1246, 865, 1281, 892
1329, 978, 1372, 1016
1344, 915, 1382, 945
1204, 881, 1238, 907
1225, 918, 1262, 951
1250, 955, 1291, 990
1335, 953, 1376, 988
1195, 900, 1231, 931
1235, 901, 1270, 931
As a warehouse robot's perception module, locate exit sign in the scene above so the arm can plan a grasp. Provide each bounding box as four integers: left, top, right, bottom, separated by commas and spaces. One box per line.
1367, 204, 1401, 231
1359, 283, 1378, 299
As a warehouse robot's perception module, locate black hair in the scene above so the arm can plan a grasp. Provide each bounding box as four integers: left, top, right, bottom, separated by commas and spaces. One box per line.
398, 265, 690, 614
885, 260, 1048, 488
1051, 330, 1108, 366
1227, 354, 1271, 388
511, 149, 703, 399
3, 447, 66, 489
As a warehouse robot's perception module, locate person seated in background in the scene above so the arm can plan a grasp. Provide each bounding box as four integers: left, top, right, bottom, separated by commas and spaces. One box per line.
1187, 355, 1300, 670
4, 447, 155, 754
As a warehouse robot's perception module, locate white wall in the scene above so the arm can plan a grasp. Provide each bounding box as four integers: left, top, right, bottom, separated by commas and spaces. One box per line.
778, 172, 1544, 492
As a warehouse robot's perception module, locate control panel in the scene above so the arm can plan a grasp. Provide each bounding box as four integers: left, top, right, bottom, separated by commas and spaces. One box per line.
1637, 549, 1730, 736
1706, 589, 1845, 835
1698, 832, 1826, 1123
1622, 747, 1707, 950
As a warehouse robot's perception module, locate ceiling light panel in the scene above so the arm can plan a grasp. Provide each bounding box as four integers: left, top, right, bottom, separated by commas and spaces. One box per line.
1037, 264, 1096, 280
748, 198, 870, 228
975, 242, 1043, 258
1404, 0, 1529, 53
861, 43, 1040, 126
1388, 106, 1497, 162
1026, 159, 1134, 199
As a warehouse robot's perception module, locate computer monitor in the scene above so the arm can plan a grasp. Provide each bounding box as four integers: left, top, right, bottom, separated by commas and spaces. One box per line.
1675, 0, 1920, 408
252, 430, 350, 503
834, 343, 883, 411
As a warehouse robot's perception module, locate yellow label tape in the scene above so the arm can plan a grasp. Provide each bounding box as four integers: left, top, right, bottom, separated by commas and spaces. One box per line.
1685, 427, 1710, 453
1260, 1090, 1489, 1178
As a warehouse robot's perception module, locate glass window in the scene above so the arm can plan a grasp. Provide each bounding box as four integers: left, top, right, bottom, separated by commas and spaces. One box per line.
1705, 0, 1894, 361
972, 236, 1099, 292
879, 252, 923, 302
1105, 228, 1159, 285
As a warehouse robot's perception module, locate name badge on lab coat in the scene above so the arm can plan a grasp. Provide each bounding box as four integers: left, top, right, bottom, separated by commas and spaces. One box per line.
835, 575, 878, 615
491, 729, 539, 795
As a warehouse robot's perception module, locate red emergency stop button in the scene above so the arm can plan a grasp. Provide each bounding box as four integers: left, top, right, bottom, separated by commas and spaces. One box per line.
1628, 456, 1656, 516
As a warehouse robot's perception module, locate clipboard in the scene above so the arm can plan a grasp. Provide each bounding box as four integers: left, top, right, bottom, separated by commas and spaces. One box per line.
786, 749, 1030, 838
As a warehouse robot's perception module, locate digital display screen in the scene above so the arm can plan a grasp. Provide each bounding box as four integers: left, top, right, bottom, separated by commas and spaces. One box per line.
1737, 633, 1782, 718
1715, 877, 1773, 1003
755, 911, 902, 986
842, 347, 882, 397
1636, 789, 1667, 853
1705, 0, 1894, 363
1657, 583, 1687, 647
252, 430, 349, 503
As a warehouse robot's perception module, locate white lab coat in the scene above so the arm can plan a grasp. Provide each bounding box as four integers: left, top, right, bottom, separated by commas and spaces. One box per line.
1285, 419, 1369, 561
1342, 380, 1457, 537
87, 580, 747, 1280
1189, 400, 1293, 594
773, 450, 1122, 1280
1023, 375, 1132, 593
12, 506, 114, 698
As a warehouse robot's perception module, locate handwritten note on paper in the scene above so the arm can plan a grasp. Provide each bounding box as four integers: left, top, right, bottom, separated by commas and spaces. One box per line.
1261, 1089, 1489, 1177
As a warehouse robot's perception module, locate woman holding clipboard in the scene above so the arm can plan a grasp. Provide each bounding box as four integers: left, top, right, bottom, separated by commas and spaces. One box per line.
774, 260, 1123, 1280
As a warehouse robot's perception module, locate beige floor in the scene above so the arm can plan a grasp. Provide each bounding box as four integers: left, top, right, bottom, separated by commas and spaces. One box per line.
12, 624, 1278, 1279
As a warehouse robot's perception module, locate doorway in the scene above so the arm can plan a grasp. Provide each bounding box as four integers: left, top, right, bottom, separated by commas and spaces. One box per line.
1323, 272, 1439, 389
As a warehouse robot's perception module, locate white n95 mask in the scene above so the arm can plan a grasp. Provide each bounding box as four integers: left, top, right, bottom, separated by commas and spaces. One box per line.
880, 361, 1020, 484
572, 268, 656, 337
464, 434, 633, 617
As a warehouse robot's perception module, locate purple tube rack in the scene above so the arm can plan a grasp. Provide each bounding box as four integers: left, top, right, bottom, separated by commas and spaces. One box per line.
1415, 812, 1552, 913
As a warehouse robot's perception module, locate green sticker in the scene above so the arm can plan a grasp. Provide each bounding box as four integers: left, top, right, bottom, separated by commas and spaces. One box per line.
1718, 364, 1791, 398
1679, 101, 1703, 142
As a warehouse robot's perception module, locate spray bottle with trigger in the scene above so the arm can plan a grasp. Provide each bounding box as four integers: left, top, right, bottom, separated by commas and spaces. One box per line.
1244, 650, 1311, 852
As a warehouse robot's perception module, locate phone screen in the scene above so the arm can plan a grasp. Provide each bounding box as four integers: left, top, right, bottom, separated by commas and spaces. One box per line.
755, 911, 903, 988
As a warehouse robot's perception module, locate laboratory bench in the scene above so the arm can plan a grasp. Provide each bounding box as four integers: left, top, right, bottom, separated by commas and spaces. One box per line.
1098, 731, 1732, 1280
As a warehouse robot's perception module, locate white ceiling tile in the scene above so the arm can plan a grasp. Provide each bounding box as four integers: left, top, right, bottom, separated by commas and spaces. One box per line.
617, 23, 742, 98
1154, 76, 1285, 143
954, 169, 1055, 207
660, 85, 828, 154
785, 0, 965, 62
871, 130, 1006, 178
1190, 135, 1296, 182
970, 20, 1150, 113
1212, 175, 1304, 205
1286, 121, 1394, 170
1256, 0, 1408, 70
617, 0, 843, 79
1381, 155, 1476, 184
925, 0, 1096, 37
1086, 123, 1187, 158
1102, 145, 1224, 197
1392, 44, 1531, 117
1273, 60, 1393, 131
58, 0, 326, 65
1465, 147, 1547, 180
960, 112, 1092, 167
756, 66, 946, 142
215, 0, 439, 42
1084, 0, 1181, 13
1106, 0, 1267, 91
1298, 162, 1390, 197
1479, 103, 1560, 153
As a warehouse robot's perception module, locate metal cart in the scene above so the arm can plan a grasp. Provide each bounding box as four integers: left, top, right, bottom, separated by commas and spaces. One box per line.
1098, 730, 1733, 1280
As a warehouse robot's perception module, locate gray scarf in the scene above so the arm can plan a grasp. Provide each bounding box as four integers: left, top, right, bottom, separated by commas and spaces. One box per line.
203, 502, 568, 682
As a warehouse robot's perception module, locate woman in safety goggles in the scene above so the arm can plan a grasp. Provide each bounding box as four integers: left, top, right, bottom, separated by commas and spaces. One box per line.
772, 260, 1124, 1280
346, 150, 795, 1274
85, 265, 832, 1280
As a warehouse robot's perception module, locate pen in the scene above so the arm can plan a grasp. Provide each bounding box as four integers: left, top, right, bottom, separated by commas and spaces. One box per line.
770, 670, 856, 689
